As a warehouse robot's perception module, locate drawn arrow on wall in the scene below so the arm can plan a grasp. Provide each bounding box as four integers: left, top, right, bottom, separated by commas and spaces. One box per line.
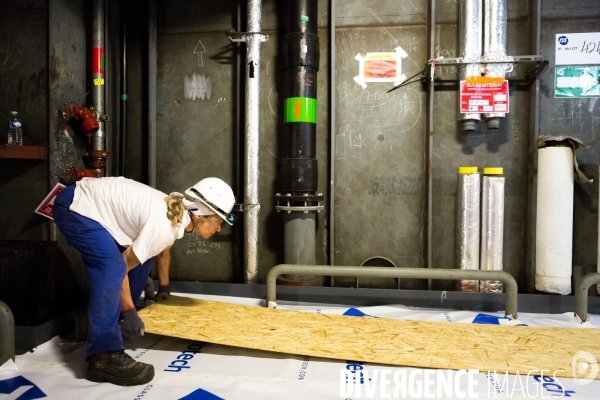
194, 40, 207, 67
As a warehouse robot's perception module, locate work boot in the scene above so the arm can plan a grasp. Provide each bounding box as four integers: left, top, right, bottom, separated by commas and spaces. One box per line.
87, 350, 154, 386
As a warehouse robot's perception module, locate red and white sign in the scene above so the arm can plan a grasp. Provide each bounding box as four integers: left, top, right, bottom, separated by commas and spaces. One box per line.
35, 183, 66, 220
460, 77, 509, 114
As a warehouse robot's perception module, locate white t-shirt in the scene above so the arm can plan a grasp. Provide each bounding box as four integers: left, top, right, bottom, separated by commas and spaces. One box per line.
70, 177, 190, 264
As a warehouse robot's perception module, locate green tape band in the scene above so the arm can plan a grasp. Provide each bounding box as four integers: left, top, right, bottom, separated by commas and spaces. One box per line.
121, 94, 128, 100
284, 97, 317, 123
301, 15, 309, 22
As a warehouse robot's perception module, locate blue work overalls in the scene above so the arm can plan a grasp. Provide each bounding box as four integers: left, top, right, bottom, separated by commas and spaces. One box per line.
53, 184, 154, 360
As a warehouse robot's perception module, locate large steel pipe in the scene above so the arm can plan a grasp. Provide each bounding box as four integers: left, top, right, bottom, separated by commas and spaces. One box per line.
278, 0, 320, 280
244, 0, 265, 284
280, 0, 320, 193
483, 0, 509, 129
266, 265, 519, 318
459, 0, 483, 131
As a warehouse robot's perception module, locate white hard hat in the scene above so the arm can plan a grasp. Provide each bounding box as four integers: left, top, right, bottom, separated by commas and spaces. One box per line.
184, 178, 236, 225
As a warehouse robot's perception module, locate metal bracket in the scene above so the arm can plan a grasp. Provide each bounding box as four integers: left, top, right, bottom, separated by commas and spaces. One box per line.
225, 30, 269, 43
275, 193, 324, 214
276, 204, 325, 214
427, 55, 549, 84
430, 55, 546, 66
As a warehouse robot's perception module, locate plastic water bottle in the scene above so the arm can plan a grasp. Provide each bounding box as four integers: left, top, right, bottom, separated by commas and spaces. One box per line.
8, 111, 22, 145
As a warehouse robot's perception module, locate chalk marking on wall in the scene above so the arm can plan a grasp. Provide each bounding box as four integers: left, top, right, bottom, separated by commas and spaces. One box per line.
184, 73, 212, 101
336, 133, 347, 160
268, 85, 283, 121
193, 40, 207, 67
589, 97, 598, 113
352, 133, 371, 159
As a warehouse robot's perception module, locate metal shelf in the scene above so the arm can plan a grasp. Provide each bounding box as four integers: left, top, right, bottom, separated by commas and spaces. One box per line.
0, 145, 47, 160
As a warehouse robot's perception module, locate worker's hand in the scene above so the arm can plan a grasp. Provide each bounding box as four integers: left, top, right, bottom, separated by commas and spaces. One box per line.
121, 309, 145, 340
155, 284, 171, 302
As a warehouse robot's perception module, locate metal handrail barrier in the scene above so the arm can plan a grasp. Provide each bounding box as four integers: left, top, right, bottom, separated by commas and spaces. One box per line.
0, 300, 15, 366
574, 273, 600, 323
266, 265, 518, 318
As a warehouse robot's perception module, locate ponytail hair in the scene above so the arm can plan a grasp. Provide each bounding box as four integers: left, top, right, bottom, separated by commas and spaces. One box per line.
165, 193, 187, 227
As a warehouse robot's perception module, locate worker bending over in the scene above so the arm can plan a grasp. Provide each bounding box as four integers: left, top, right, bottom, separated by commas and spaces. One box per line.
53, 176, 235, 386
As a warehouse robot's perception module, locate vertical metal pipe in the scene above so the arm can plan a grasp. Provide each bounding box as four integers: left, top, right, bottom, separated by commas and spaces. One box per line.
280, 0, 320, 194
525, 0, 541, 294
148, 0, 157, 187
234, 1, 243, 282
426, 0, 435, 290
244, 0, 264, 284
457, 170, 481, 292
480, 173, 505, 293
284, 213, 316, 279
483, 0, 509, 129
329, 0, 336, 276
598, 166, 600, 294
0, 300, 15, 365
459, 0, 483, 131
279, 0, 320, 281
104, 0, 112, 177
91, 0, 106, 154
120, 1, 127, 177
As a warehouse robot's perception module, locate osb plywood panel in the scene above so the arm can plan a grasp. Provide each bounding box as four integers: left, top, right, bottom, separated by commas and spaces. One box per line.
138, 296, 600, 379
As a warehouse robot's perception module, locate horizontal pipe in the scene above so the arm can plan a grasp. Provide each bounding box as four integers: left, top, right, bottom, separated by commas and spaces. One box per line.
266, 265, 518, 317
574, 273, 600, 323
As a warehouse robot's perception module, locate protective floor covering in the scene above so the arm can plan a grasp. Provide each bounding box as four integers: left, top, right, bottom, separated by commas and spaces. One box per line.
1, 294, 600, 399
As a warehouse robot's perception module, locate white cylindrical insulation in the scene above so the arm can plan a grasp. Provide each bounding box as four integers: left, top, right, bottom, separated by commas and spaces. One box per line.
480, 175, 505, 293
535, 146, 574, 295
457, 171, 481, 292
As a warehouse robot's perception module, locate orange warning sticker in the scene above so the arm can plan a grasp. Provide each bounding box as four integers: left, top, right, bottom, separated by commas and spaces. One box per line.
364, 60, 397, 79
465, 76, 505, 85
